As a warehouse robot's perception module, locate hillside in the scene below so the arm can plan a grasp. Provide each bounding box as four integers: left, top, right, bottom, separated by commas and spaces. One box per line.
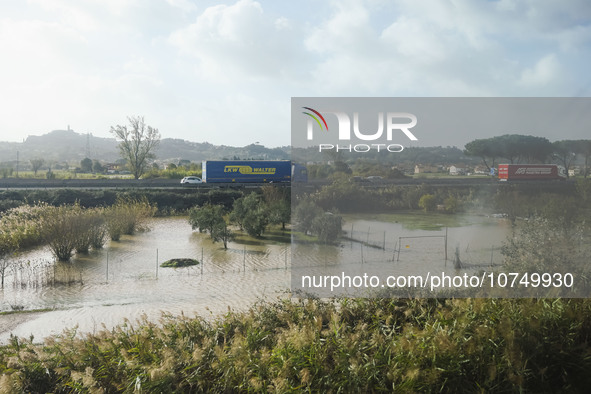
0, 130, 290, 166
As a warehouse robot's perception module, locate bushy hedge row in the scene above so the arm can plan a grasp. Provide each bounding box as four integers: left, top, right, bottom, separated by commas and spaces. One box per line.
0, 188, 243, 215
1, 297, 591, 392
304, 180, 484, 213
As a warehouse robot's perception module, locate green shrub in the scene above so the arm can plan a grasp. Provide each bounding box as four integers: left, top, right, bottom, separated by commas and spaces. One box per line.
418, 193, 437, 212
160, 258, 199, 268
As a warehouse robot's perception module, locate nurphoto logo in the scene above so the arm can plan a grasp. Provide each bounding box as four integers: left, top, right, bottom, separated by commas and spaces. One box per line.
302, 106, 418, 152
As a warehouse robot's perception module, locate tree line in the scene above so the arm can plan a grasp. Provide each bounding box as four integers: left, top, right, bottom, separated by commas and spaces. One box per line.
464, 134, 591, 177
188, 186, 291, 248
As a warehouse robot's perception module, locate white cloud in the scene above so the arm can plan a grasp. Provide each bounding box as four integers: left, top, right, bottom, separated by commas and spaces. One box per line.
165, 0, 197, 14
168, 0, 304, 81
518, 54, 561, 87
0, 0, 590, 147
300, 0, 591, 97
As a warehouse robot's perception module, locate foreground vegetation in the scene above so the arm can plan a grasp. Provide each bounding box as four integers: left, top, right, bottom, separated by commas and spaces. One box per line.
1, 297, 591, 392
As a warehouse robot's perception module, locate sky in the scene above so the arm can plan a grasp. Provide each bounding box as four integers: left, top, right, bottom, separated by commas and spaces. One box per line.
0, 0, 590, 148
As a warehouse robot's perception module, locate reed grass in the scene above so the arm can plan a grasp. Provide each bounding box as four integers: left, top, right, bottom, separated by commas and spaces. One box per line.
2, 297, 591, 392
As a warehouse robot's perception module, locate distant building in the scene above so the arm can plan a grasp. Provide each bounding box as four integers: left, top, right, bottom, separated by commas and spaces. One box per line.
449, 165, 468, 175
473, 165, 489, 175
569, 167, 581, 177
105, 163, 123, 174
414, 164, 439, 174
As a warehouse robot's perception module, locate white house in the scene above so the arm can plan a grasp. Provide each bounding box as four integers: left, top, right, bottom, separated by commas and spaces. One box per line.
449, 165, 467, 175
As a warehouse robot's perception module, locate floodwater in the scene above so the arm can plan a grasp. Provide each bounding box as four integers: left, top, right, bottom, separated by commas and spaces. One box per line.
0, 214, 510, 343
1, 217, 291, 343
292, 212, 511, 297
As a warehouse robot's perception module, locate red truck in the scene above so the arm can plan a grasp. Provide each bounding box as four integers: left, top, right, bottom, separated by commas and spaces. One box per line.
498, 164, 567, 181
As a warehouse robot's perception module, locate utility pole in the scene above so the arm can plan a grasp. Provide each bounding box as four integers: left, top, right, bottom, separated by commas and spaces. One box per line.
85, 132, 91, 159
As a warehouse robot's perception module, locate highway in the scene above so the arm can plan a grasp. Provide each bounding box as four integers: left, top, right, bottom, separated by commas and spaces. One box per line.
0, 177, 576, 190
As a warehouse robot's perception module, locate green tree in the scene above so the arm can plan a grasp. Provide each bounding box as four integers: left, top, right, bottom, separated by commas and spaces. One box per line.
464, 138, 500, 171
261, 185, 290, 230
110, 116, 161, 179
293, 198, 324, 235
444, 196, 459, 213
210, 219, 234, 249
465, 135, 553, 167
311, 211, 343, 243
230, 193, 268, 237
189, 204, 225, 235
92, 160, 105, 174
418, 194, 437, 212
498, 134, 553, 163
80, 157, 93, 173
188, 204, 233, 248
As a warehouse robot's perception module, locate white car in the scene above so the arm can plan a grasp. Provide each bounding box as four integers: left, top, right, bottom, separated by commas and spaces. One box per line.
180, 176, 203, 184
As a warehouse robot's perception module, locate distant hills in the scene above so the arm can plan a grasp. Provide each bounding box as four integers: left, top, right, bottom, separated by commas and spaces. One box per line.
0, 129, 477, 174
0, 129, 290, 166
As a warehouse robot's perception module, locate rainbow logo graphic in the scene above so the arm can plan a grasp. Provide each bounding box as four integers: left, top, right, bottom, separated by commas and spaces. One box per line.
302, 107, 328, 132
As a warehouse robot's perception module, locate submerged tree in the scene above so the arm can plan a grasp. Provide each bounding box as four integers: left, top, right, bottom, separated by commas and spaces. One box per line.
293, 198, 323, 235
110, 116, 160, 179
261, 185, 291, 230
188, 204, 233, 249
311, 210, 343, 244
230, 193, 268, 238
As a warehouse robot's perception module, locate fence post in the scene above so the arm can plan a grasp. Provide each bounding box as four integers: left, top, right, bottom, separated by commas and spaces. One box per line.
444, 227, 448, 261
361, 244, 364, 264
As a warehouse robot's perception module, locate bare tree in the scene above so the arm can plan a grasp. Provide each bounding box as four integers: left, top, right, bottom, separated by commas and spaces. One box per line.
110, 116, 160, 179
30, 158, 44, 176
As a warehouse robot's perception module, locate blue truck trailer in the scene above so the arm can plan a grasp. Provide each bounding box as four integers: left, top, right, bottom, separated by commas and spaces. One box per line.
202, 160, 301, 183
